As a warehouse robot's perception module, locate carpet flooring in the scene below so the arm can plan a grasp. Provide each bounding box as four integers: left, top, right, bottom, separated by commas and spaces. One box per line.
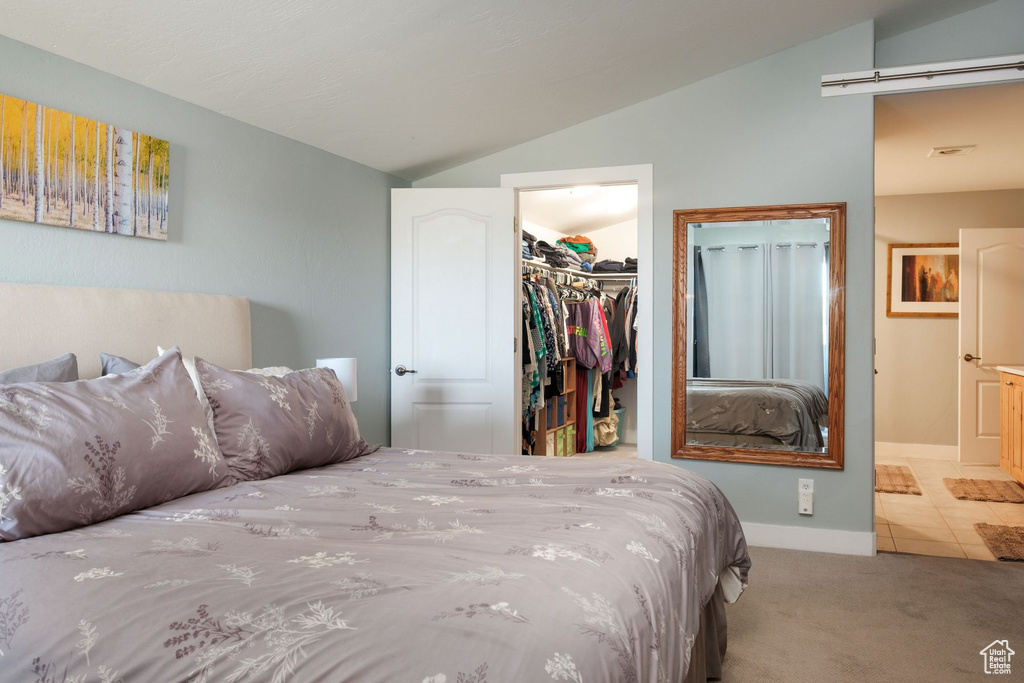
723, 546, 1024, 682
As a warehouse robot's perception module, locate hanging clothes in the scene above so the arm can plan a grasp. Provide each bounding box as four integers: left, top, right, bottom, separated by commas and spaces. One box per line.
520, 262, 637, 455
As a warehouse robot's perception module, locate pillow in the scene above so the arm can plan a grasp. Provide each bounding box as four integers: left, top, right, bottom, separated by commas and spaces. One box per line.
156, 346, 294, 438
195, 357, 376, 481
240, 366, 294, 377
100, 352, 142, 376
0, 348, 234, 542
0, 353, 78, 384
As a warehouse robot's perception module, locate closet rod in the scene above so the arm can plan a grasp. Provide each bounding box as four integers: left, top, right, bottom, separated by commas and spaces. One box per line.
522, 258, 637, 281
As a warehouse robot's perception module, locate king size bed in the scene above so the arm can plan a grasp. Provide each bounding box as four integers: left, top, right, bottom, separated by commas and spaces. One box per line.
0, 282, 750, 683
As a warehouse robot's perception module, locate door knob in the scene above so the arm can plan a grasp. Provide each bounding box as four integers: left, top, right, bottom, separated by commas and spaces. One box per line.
395, 365, 418, 376
963, 353, 981, 362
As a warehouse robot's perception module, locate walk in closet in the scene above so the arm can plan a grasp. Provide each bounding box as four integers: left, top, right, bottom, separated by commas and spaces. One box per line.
518, 184, 639, 457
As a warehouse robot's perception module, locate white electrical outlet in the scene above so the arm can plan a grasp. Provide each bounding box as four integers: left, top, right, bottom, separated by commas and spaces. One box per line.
798, 479, 814, 515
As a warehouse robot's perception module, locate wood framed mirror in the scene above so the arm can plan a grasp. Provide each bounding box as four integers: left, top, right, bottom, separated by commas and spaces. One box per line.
672, 203, 845, 469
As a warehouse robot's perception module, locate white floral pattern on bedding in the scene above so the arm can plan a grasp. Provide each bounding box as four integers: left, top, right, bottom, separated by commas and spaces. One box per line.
0, 447, 749, 682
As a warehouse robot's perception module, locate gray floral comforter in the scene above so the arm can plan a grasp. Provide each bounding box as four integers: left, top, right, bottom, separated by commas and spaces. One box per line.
0, 448, 750, 683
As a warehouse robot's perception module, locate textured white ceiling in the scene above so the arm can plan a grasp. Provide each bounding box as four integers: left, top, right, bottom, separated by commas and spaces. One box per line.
520, 185, 638, 233
875, 83, 1024, 196
0, 0, 995, 180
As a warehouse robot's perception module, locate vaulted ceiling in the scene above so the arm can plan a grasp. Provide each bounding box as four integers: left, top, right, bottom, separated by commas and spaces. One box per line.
0, 0, 995, 180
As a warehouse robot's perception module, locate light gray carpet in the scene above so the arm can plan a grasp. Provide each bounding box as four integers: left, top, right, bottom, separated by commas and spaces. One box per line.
722, 547, 1024, 682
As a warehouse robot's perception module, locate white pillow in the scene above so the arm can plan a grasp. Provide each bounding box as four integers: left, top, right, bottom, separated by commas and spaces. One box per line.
157, 346, 215, 437
156, 347, 294, 441
239, 366, 294, 377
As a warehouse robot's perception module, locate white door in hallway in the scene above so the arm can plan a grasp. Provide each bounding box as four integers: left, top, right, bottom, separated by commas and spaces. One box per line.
959, 228, 1024, 463
390, 188, 516, 454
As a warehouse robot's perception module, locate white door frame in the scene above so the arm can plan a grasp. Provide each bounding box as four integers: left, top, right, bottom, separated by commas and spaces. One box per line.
501, 165, 654, 461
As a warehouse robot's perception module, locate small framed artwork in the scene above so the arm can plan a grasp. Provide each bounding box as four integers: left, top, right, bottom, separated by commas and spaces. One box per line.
886, 243, 959, 318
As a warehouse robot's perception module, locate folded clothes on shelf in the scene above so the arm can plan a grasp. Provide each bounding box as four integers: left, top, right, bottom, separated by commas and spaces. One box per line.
557, 235, 597, 256
593, 259, 624, 272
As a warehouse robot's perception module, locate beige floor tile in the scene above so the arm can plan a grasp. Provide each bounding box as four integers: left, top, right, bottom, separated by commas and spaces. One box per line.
875, 513, 889, 525
879, 493, 935, 510
938, 505, 1003, 530
893, 538, 966, 558
951, 527, 986, 545
876, 536, 896, 552
908, 461, 960, 478
955, 464, 1014, 481
884, 507, 948, 529
932, 498, 997, 515
875, 456, 911, 467
876, 523, 892, 538
961, 544, 998, 561
889, 524, 957, 542
988, 503, 1024, 525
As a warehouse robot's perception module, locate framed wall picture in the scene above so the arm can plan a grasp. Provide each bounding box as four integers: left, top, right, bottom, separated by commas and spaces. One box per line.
886, 243, 959, 318
0, 91, 169, 240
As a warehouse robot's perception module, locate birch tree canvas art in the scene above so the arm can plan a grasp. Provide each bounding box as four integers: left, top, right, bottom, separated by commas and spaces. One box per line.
0, 92, 169, 240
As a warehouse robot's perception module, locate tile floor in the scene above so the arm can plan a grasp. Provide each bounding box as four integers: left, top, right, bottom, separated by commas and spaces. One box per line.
875, 454, 1024, 561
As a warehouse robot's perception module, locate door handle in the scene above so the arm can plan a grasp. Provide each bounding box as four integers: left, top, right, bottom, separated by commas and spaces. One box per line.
963, 353, 981, 362
395, 365, 418, 376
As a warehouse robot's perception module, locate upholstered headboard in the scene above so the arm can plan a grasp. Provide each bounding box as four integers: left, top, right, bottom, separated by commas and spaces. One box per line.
0, 282, 252, 379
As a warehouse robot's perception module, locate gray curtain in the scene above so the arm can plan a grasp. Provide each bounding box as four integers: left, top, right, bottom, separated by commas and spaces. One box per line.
693, 246, 710, 377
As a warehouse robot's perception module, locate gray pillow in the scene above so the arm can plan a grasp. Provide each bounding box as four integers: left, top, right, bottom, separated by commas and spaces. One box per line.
0, 353, 78, 384
100, 352, 142, 376
0, 347, 234, 542
195, 357, 377, 481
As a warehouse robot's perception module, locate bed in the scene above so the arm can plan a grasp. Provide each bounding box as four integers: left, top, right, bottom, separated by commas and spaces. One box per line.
0, 282, 750, 683
686, 377, 828, 451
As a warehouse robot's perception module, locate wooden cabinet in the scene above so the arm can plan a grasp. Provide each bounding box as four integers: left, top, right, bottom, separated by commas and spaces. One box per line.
1000, 371, 1024, 485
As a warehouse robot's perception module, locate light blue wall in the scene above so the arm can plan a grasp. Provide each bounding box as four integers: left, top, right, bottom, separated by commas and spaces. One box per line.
0, 36, 408, 444
876, 0, 1024, 67
416, 24, 877, 532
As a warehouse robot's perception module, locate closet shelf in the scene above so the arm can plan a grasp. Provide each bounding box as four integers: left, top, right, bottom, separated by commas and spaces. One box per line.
522, 258, 637, 281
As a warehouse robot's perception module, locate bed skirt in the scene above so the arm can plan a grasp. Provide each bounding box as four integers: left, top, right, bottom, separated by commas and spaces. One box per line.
685, 582, 729, 682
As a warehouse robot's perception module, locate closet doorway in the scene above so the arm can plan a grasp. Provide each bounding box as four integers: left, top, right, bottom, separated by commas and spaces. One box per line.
514, 175, 645, 460
499, 165, 651, 462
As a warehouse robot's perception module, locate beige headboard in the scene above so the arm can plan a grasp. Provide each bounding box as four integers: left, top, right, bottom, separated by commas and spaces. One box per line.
0, 282, 252, 379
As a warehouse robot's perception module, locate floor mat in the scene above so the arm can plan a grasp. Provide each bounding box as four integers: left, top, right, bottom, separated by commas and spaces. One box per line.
974, 523, 1024, 561
875, 465, 921, 495
943, 478, 1024, 504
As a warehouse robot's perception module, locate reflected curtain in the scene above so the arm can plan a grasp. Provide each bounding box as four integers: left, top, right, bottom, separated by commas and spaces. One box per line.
771, 242, 826, 391
692, 246, 710, 377
701, 244, 769, 379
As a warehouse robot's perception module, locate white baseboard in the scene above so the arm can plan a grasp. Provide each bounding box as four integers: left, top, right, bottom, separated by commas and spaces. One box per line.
875, 441, 957, 461
741, 521, 876, 556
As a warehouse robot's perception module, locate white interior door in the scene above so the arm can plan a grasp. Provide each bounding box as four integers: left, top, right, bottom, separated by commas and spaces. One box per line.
959, 228, 1024, 463
391, 188, 515, 454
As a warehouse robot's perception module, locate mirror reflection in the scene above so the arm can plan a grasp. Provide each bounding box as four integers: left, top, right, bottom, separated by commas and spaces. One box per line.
686, 218, 830, 453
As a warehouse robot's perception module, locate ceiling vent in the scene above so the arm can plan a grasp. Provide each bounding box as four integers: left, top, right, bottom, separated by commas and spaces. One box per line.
928, 145, 976, 158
